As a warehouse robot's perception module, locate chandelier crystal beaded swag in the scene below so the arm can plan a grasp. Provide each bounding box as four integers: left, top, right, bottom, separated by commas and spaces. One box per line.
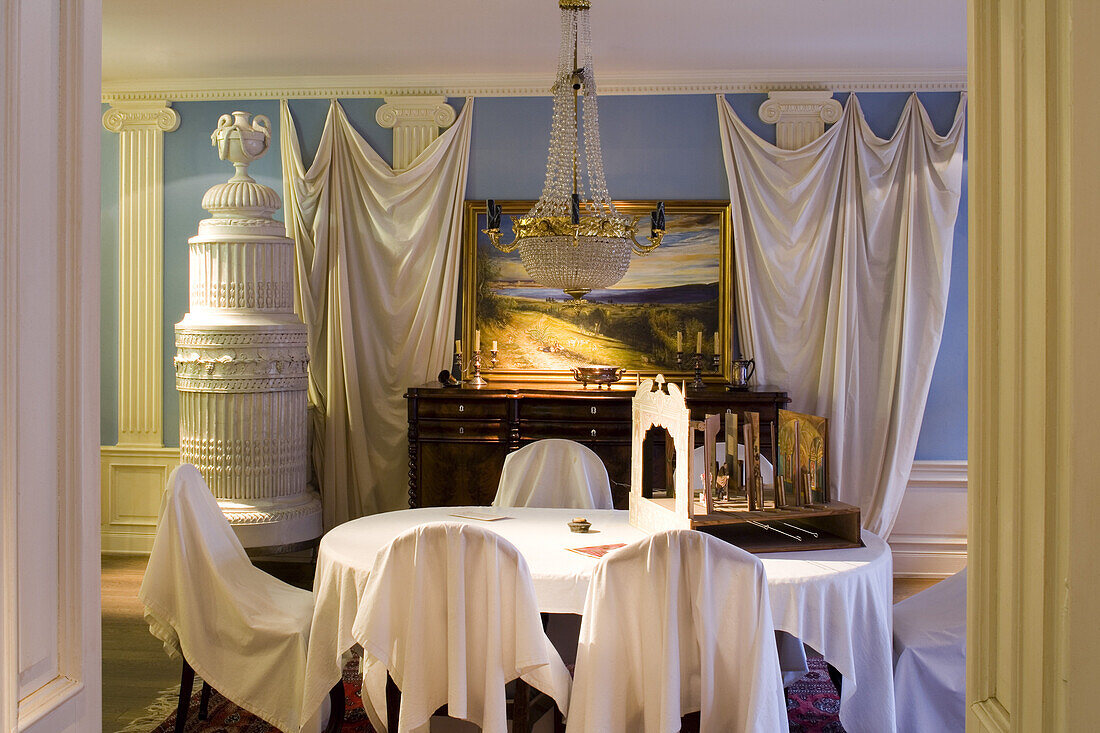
483, 0, 665, 300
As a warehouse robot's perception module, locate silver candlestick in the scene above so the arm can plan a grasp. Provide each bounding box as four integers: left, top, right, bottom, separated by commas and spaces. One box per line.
490, 348, 498, 370
468, 349, 488, 386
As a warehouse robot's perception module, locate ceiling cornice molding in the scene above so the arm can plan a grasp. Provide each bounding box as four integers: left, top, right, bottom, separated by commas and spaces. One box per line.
101, 69, 967, 102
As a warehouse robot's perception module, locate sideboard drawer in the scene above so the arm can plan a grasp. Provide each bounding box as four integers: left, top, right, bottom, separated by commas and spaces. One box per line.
418, 399, 508, 420
416, 419, 507, 441
518, 398, 631, 422
522, 420, 631, 442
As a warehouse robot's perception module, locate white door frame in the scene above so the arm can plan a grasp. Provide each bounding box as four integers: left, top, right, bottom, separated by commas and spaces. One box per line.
0, 1, 102, 731
968, 0, 1100, 730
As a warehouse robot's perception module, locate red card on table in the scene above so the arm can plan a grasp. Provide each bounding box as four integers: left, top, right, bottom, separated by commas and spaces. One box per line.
567, 543, 626, 559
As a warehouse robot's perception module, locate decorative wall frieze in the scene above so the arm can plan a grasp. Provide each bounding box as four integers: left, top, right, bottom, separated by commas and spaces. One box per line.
103, 100, 180, 447
100, 70, 967, 103
758, 91, 843, 150
376, 96, 457, 171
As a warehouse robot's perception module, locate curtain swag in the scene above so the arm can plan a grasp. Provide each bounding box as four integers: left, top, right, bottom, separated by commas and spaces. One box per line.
280, 98, 474, 525
717, 92, 967, 536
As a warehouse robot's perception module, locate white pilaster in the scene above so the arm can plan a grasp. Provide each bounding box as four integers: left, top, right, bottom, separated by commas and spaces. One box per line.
758, 91, 842, 150
375, 96, 456, 171
102, 101, 179, 447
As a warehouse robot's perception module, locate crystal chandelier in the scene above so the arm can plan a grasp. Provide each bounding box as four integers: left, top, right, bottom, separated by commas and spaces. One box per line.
483, 0, 665, 301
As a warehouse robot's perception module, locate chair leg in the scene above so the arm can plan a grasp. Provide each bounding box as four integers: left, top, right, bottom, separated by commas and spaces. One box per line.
323, 680, 345, 733
198, 680, 212, 720
174, 661, 195, 733
386, 672, 401, 733
826, 662, 843, 696
513, 679, 531, 733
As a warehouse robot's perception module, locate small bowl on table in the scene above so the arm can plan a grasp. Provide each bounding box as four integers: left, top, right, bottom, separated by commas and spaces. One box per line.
568, 517, 592, 533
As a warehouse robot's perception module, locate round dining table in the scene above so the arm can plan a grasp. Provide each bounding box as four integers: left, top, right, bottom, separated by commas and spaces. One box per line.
300, 506, 895, 733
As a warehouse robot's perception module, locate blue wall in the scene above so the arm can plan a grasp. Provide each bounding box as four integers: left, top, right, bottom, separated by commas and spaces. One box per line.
100, 92, 967, 459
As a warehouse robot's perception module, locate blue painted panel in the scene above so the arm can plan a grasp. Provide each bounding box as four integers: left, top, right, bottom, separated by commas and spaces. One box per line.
469, 94, 730, 201
915, 159, 968, 459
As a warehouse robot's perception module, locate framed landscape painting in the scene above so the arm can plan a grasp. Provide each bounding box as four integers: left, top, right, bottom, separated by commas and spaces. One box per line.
461, 200, 733, 382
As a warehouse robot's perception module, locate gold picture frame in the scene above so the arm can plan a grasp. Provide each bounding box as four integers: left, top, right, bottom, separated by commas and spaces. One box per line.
461, 200, 733, 383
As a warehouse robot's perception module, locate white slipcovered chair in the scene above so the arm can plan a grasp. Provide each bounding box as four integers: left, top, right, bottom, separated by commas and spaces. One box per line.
492, 438, 613, 510
139, 464, 342, 733
893, 568, 967, 733
351, 521, 572, 733
567, 529, 788, 733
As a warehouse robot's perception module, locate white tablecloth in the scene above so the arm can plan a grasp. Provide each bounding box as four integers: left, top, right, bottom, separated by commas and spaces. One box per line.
301, 507, 894, 733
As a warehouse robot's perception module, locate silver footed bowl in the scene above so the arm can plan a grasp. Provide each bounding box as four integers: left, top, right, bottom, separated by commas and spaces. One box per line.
571, 365, 626, 388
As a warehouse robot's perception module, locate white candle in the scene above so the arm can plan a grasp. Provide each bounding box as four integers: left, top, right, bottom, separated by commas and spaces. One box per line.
676, 331, 682, 352
696, 331, 703, 354
492, 340, 498, 351
474, 330, 480, 351
455, 339, 461, 354
714, 331, 720, 354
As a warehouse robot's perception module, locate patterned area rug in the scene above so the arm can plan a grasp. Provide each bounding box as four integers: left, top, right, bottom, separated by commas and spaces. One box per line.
787, 656, 846, 732
132, 656, 843, 732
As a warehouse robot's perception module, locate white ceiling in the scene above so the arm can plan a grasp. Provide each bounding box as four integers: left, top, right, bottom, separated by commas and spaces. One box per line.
103, 0, 966, 92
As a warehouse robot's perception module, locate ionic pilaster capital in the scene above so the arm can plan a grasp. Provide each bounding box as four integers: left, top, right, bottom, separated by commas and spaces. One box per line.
375, 96, 456, 129
375, 96, 457, 170
758, 91, 842, 150
102, 101, 181, 133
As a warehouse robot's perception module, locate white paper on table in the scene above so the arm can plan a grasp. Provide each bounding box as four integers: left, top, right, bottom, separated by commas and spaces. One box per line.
450, 509, 511, 521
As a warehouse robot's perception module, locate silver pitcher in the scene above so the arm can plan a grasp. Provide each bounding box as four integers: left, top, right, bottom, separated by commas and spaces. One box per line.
729, 358, 755, 388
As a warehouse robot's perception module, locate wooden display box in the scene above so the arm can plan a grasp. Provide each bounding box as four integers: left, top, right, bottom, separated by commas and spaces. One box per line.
683, 500, 860, 553
628, 377, 861, 553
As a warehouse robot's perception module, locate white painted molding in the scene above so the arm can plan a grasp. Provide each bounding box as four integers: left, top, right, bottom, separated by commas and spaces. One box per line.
888, 459, 968, 578
100, 69, 968, 102
3, 0, 102, 727
758, 91, 843, 150
103, 101, 179, 448
100, 446, 180, 555
376, 97, 456, 171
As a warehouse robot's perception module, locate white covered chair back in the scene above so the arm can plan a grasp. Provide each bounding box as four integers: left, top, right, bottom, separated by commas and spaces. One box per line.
567, 529, 787, 733
138, 464, 317, 732
492, 438, 613, 510
893, 568, 967, 732
351, 521, 572, 733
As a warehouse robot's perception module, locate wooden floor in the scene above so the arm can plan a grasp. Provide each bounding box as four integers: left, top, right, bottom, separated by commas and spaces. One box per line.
101, 554, 313, 731
101, 554, 939, 731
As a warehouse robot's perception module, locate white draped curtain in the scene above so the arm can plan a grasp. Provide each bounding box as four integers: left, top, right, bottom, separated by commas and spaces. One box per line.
717, 93, 966, 536
280, 98, 474, 525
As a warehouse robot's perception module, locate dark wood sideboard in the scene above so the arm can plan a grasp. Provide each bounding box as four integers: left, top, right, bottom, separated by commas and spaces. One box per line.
404, 382, 789, 509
